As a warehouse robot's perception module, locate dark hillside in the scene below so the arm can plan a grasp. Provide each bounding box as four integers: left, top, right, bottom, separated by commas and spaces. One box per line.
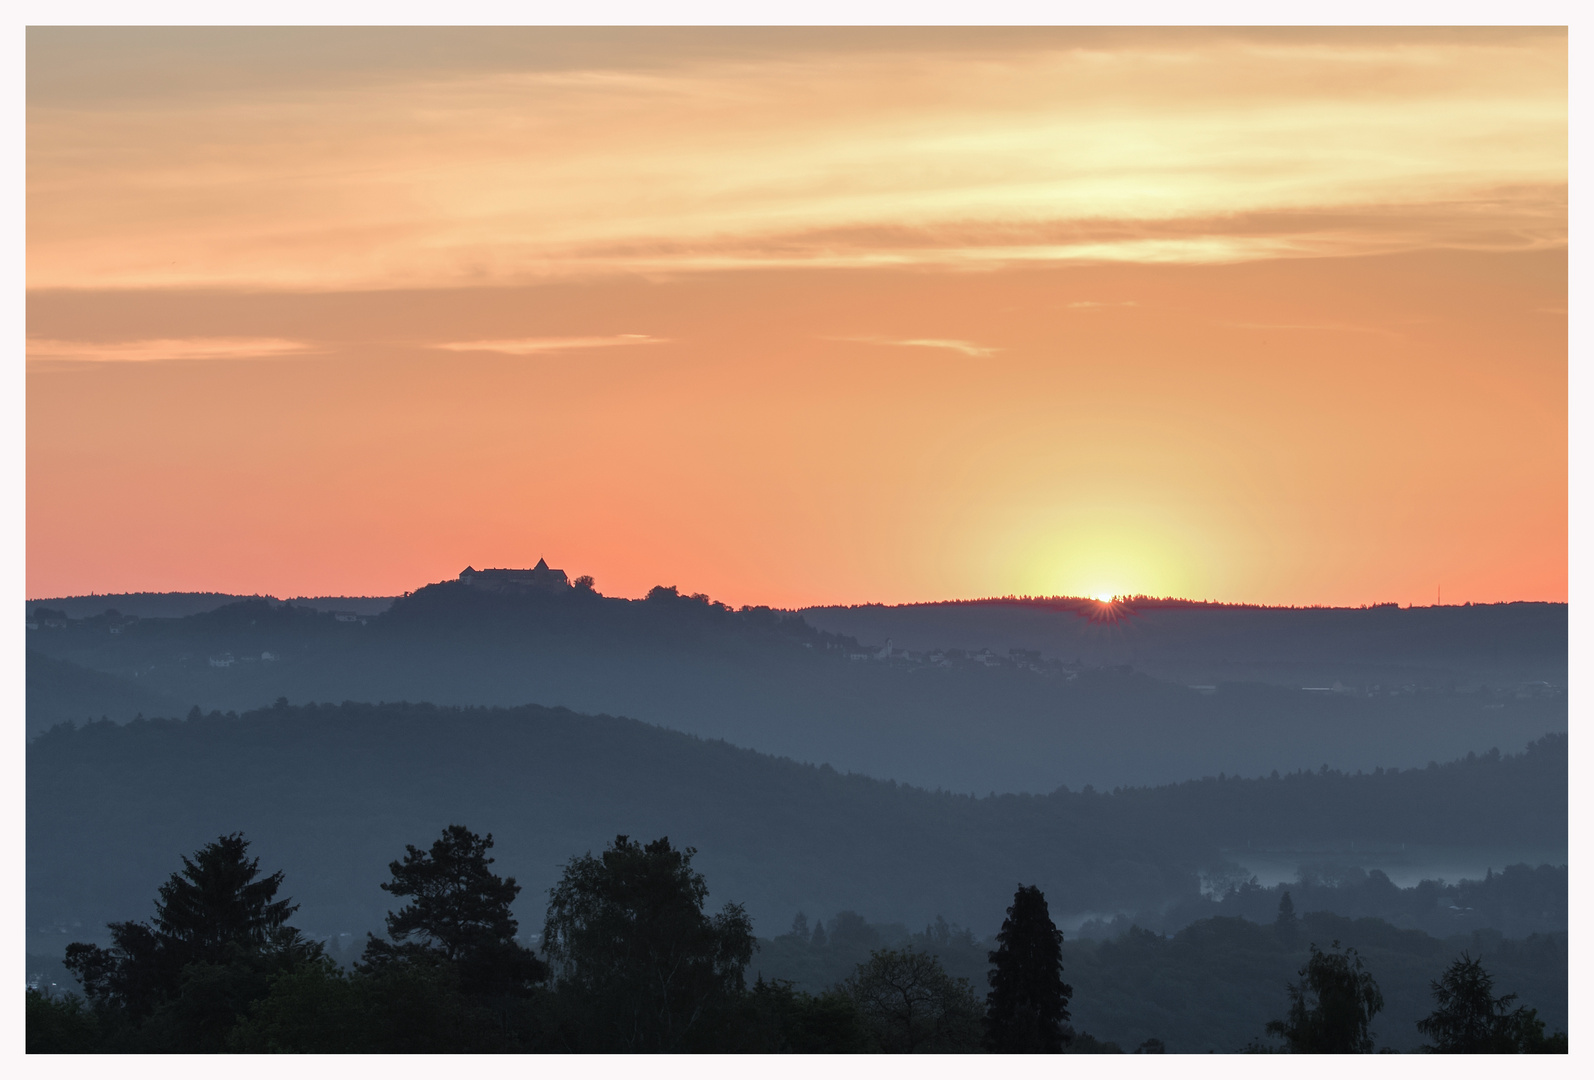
28, 701, 1565, 961
25, 651, 182, 733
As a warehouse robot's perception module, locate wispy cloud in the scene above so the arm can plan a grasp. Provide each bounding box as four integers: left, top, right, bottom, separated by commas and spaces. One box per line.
26, 337, 313, 363
830, 335, 999, 358
434, 335, 666, 355
1066, 301, 1140, 309
24, 30, 1565, 291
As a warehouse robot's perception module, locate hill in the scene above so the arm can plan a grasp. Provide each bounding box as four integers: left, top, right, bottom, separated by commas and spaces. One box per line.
23, 582, 1567, 793
801, 597, 1567, 690
28, 700, 1565, 963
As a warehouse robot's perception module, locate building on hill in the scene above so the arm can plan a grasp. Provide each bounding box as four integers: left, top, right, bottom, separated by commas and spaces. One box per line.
459, 558, 572, 593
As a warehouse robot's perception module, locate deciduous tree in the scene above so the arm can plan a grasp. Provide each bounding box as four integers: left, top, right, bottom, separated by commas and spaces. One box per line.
542, 834, 755, 1051
1266, 940, 1384, 1053
845, 946, 983, 1052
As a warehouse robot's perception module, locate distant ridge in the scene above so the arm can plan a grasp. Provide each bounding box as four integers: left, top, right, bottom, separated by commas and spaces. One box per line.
820, 595, 1566, 613
28, 592, 398, 620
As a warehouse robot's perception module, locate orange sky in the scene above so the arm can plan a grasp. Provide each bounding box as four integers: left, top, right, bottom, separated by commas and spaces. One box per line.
25, 28, 1567, 608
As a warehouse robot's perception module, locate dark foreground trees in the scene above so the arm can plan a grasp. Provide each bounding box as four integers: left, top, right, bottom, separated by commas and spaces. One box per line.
984, 884, 1074, 1052
1266, 941, 1384, 1053
57, 833, 321, 1051
844, 947, 983, 1051
1417, 953, 1567, 1053
541, 834, 755, 1051
33, 824, 1568, 1054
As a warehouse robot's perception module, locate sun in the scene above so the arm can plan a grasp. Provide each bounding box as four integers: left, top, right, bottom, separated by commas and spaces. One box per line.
1092, 591, 1116, 603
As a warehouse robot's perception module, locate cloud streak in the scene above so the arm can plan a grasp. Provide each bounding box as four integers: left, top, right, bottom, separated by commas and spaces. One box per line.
434, 335, 666, 355
831, 336, 999, 358
25, 337, 313, 363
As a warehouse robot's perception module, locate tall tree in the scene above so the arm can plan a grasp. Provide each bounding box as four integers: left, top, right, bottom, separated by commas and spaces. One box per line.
62, 833, 318, 1049
542, 834, 755, 1051
1417, 953, 1564, 1053
1266, 940, 1384, 1053
984, 884, 1074, 1052
360, 824, 546, 997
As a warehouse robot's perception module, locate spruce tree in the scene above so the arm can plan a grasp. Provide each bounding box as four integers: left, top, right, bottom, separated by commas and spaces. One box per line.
63, 833, 314, 1026
984, 884, 1073, 1052
1417, 953, 1564, 1052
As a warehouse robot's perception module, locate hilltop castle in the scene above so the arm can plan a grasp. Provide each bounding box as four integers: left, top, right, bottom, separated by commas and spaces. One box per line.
458, 558, 571, 592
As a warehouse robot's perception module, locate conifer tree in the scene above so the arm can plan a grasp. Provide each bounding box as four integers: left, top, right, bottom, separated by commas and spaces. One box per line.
1275, 891, 1299, 946
361, 824, 547, 997
64, 833, 314, 1024
983, 884, 1074, 1052
1417, 953, 1564, 1053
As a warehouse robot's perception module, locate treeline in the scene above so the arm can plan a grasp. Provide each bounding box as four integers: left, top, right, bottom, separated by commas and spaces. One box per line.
749, 906, 1566, 1053
1087, 862, 1568, 942
28, 702, 1567, 947
27, 830, 1566, 1054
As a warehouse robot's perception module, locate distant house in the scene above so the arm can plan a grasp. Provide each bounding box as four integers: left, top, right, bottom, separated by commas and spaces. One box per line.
459, 558, 573, 593
208, 653, 235, 668
331, 611, 360, 623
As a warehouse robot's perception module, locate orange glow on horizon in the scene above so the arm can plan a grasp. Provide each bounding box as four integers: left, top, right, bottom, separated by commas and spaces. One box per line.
24, 29, 1567, 609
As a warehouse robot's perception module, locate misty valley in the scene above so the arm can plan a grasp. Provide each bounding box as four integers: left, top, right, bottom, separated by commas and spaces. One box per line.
25, 579, 1567, 1052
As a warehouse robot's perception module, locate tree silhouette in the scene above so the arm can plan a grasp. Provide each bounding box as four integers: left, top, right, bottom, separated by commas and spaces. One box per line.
845, 946, 984, 1052
1266, 940, 1384, 1052
1274, 891, 1299, 946
1417, 953, 1564, 1053
542, 834, 755, 1051
61, 833, 319, 1050
984, 884, 1074, 1052
360, 824, 546, 998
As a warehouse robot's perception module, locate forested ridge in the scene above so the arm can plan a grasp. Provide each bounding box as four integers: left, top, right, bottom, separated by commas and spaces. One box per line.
25, 583, 1566, 792
29, 700, 1565, 951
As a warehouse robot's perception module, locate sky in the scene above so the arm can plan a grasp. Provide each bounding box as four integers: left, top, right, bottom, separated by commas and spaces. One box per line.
25, 27, 1567, 608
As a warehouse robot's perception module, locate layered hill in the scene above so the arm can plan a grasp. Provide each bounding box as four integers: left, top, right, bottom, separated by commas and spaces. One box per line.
28, 700, 1566, 960
24, 582, 1566, 793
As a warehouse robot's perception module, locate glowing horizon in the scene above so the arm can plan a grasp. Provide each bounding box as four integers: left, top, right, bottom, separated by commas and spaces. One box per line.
26, 28, 1567, 609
